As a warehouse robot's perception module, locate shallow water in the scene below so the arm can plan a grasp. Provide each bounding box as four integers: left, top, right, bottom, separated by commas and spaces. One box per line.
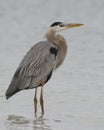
0, 0, 104, 130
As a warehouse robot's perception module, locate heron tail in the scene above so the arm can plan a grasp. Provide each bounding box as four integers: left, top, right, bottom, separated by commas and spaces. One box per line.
5, 85, 20, 99
5, 76, 21, 100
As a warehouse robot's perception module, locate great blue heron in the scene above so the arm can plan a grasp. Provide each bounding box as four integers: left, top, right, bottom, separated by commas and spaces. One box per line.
5, 22, 84, 116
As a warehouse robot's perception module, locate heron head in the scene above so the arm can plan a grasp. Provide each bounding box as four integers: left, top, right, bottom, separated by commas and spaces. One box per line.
50, 22, 84, 32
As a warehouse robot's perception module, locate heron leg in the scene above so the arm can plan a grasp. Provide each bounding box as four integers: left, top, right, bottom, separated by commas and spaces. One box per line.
40, 85, 44, 116
34, 88, 38, 116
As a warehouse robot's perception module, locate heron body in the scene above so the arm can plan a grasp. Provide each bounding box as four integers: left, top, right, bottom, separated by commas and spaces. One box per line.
5, 22, 84, 116
6, 41, 57, 97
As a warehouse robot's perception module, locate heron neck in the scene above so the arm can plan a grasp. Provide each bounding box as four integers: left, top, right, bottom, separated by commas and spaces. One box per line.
46, 29, 67, 46
46, 29, 67, 68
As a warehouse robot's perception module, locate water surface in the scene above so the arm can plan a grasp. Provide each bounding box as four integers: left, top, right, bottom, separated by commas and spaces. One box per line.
0, 0, 104, 130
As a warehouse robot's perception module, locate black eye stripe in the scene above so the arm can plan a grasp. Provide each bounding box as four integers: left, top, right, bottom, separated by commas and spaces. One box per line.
50, 22, 62, 27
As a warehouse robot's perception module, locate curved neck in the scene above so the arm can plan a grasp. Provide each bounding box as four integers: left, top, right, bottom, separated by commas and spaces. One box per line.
46, 29, 67, 68
46, 29, 67, 47
46, 29, 57, 43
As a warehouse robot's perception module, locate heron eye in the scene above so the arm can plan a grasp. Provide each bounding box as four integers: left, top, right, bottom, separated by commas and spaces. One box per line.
59, 24, 64, 27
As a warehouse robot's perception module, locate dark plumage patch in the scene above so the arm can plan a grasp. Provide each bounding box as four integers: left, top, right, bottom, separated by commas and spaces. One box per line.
50, 47, 58, 56
50, 22, 62, 27
45, 70, 53, 83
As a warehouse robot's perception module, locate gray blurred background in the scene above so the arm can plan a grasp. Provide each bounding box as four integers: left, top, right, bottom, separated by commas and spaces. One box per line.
0, 0, 104, 130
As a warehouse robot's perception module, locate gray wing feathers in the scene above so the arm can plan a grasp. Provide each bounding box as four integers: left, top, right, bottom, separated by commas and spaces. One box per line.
18, 41, 56, 89
6, 41, 56, 98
